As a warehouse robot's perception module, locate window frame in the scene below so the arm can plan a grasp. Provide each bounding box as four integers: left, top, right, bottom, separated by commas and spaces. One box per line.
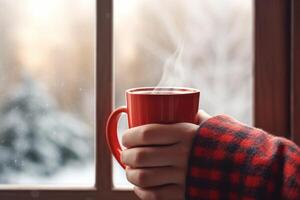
255, 0, 300, 146
254, 0, 291, 137
291, 0, 300, 145
98, 0, 137, 198
0, 0, 296, 199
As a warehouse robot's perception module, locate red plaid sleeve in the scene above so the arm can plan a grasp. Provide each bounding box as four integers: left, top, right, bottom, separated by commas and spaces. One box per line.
186, 115, 300, 200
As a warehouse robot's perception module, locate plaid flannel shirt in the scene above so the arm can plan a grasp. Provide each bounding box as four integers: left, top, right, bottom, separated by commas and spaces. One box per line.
186, 115, 300, 200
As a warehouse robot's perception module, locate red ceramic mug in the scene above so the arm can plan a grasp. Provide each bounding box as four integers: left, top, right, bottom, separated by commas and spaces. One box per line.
106, 87, 200, 168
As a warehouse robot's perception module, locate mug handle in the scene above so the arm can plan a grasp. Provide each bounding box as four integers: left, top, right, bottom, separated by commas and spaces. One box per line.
106, 106, 127, 169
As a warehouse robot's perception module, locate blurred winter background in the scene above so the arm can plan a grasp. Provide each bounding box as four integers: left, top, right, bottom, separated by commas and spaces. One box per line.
113, 0, 253, 188
0, 0, 253, 189
0, 0, 95, 185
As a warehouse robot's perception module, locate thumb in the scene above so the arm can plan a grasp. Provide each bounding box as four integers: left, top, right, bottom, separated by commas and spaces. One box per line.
197, 109, 211, 125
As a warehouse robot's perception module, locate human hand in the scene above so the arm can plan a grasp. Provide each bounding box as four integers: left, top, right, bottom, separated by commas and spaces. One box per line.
121, 110, 211, 200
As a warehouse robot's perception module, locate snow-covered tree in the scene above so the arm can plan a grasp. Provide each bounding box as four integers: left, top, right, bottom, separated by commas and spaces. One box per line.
0, 76, 93, 183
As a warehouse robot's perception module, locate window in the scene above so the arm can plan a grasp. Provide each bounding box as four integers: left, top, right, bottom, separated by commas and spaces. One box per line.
0, 0, 95, 187
0, 0, 99, 199
113, 0, 253, 188
0, 0, 297, 199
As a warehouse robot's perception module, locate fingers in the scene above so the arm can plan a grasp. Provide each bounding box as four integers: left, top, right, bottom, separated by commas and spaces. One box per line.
122, 123, 198, 148
121, 122, 200, 200
134, 185, 184, 200
122, 145, 186, 168
126, 167, 185, 188
122, 124, 181, 148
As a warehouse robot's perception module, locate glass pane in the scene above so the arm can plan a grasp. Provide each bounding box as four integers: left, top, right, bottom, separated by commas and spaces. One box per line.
0, 0, 95, 186
113, 0, 253, 188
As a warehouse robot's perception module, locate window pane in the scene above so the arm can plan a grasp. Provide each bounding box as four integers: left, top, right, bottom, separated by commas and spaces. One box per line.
114, 0, 253, 188
0, 0, 95, 186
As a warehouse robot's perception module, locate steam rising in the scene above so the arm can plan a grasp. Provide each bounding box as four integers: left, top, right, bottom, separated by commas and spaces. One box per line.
155, 41, 186, 89
115, 0, 253, 124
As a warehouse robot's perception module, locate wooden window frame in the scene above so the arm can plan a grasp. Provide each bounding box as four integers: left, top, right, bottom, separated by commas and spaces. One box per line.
291, 0, 300, 145
255, 0, 300, 147
254, 0, 291, 137
0, 0, 297, 199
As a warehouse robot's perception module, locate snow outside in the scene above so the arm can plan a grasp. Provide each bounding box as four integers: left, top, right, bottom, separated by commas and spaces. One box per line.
0, 0, 252, 188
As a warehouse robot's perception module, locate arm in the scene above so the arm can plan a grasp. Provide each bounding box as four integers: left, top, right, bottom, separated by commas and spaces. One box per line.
186, 115, 300, 200
121, 112, 300, 200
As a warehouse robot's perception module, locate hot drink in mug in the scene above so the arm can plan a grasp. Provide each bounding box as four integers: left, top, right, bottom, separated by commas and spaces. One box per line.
106, 87, 200, 168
